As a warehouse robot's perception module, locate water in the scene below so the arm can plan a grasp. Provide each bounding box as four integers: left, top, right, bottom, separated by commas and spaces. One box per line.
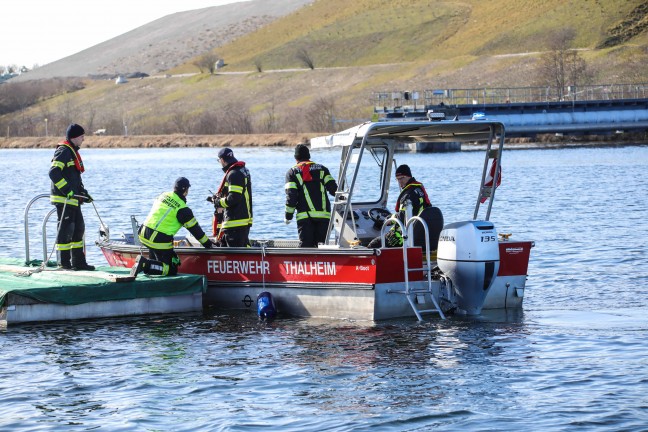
1, 144, 648, 431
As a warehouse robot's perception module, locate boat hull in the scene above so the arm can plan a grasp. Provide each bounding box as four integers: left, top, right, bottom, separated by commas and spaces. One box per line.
98, 241, 438, 320
97, 237, 532, 320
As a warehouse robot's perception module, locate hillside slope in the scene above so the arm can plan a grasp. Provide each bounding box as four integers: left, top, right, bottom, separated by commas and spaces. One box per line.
16, 0, 313, 81
3, 0, 647, 138
208, 0, 647, 70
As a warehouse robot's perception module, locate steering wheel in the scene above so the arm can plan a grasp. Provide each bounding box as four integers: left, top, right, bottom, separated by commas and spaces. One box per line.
368, 207, 392, 224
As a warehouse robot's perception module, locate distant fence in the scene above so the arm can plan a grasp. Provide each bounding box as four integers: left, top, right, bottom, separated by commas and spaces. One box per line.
372, 83, 648, 110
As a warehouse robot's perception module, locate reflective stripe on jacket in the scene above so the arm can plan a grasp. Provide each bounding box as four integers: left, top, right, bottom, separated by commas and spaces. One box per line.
140, 191, 211, 250
49, 141, 84, 206
218, 164, 253, 229
284, 161, 337, 221
140, 192, 186, 249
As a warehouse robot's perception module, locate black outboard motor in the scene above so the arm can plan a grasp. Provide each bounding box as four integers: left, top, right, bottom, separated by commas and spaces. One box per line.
412, 206, 444, 251
257, 291, 276, 320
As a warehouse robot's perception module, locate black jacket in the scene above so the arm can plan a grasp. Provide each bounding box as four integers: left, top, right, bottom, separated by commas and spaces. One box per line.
285, 161, 337, 221
215, 162, 253, 229
395, 177, 431, 222
49, 141, 88, 206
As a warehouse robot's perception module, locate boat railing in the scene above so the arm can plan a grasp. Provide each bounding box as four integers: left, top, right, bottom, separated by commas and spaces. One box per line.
381, 215, 445, 321
23, 194, 57, 265
130, 215, 142, 246
473, 124, 505, 221
331, 190, 360, 245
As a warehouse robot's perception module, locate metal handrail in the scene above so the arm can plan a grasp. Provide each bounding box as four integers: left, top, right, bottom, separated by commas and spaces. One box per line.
380, 215, 445, 321
405, 215, 445, 320
23, 194, 50, 264
41, 208, 57, 263
374, 83, 648, 108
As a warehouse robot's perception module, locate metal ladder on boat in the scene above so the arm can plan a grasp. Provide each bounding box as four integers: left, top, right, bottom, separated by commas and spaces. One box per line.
382, 216, 446, 321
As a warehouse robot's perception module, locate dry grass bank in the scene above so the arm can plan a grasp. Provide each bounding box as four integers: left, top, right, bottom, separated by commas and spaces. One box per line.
0, 133, 318, 149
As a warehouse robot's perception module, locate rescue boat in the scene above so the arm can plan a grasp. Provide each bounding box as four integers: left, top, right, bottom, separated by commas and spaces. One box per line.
96, 120, 534, 321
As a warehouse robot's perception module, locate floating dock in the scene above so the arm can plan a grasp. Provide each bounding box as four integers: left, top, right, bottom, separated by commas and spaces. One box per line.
0, 258, 205, 326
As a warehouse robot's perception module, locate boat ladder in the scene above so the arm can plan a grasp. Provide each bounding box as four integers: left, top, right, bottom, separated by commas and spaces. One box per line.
382, 215, 446, 321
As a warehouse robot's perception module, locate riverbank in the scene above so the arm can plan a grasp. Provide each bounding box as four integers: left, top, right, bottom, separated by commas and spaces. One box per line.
1, 132, 646, 149
0, 133, 318, 149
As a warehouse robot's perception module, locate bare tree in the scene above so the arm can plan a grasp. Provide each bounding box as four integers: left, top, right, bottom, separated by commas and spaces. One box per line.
191, 110, 220, 135
220, 103, 253, 134
536, 27, 591, 100
260, 103, 278, 133
254, 59, 263, 73
193, 52, 221, 74
296, 48, 315, 70
305, 97, 335, 132
171, 109, 189, 133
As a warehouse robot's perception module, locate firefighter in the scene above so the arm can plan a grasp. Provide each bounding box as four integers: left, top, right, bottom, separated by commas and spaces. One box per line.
284, 144, 338, 247
48, 123, 95, 270
368, 164, 432, 248
130, 177, 214, 277
208, 148, 253, 247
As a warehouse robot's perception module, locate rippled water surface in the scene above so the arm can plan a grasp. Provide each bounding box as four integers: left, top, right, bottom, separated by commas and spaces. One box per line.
1, 144, 647, 431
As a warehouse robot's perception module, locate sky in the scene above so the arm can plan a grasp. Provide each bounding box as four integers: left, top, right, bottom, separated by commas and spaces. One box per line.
1, 0, 248, 68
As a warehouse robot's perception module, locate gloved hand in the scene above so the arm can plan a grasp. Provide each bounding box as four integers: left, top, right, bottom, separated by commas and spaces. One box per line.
284, 218, 292, 225
84, 193, 93, 203
67, 190, 75, 199
206, 196, 213, 203
203, 239, 215, 249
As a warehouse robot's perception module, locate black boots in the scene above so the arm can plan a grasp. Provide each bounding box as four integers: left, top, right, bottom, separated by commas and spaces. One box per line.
130, 256, 148, 277
129, 256, 166, 277
71, 248, 96, 271
58, 249, 72, 269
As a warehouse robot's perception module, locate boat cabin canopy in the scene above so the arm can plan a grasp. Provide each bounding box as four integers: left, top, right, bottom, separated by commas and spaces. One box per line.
310, 120, 505, 148
310, 120, 506, 248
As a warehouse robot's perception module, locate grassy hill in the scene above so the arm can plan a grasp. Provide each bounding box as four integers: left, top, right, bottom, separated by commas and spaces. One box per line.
2, 0, 647, 139
184, 0, 647, 70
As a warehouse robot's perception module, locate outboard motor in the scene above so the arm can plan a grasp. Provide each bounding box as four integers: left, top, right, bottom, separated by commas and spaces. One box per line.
257, 291, 277, 320
436, 220, 500, 315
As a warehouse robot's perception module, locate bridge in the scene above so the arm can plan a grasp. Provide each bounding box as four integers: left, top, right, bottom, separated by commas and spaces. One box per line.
373, 83, 648, 138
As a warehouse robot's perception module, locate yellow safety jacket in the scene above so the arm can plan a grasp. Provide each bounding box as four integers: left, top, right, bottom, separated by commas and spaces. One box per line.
140, 191, 209, 250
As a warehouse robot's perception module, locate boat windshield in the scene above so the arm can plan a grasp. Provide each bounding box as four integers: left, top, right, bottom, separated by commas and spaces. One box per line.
343, 145, 389, 205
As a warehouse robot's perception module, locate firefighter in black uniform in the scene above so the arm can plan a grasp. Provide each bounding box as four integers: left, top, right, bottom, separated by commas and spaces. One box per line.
48, 123, 95, 270
284, 144, 338, 248
130, 177, 214, 277
208, 148, 253, 247
368, 164, 432, 248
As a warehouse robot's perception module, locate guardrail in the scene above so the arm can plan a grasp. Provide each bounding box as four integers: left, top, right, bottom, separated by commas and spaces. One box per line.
373, 83, 648, 110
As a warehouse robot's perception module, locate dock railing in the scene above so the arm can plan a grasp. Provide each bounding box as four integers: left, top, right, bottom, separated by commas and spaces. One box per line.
23, 194, 56, 265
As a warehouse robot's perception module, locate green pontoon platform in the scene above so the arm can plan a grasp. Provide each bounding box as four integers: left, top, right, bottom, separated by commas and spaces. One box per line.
0, 258, 206, 326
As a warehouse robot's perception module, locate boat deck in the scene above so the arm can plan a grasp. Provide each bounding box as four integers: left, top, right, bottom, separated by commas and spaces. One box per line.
0, 258, 205, 326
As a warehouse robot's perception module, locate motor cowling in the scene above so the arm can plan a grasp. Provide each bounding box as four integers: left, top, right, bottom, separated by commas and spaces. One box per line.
437, 220, 500, 315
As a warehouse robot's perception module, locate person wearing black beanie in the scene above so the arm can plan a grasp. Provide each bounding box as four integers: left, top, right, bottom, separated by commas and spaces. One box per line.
294, 144, 310, 161
48, 123, 95, 270
66, 123, 85, 142
367, 164, 433, 248
284, 143, 338, 247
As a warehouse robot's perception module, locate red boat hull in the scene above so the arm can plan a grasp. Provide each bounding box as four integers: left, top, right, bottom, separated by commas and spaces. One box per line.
99, 244, 425, 286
